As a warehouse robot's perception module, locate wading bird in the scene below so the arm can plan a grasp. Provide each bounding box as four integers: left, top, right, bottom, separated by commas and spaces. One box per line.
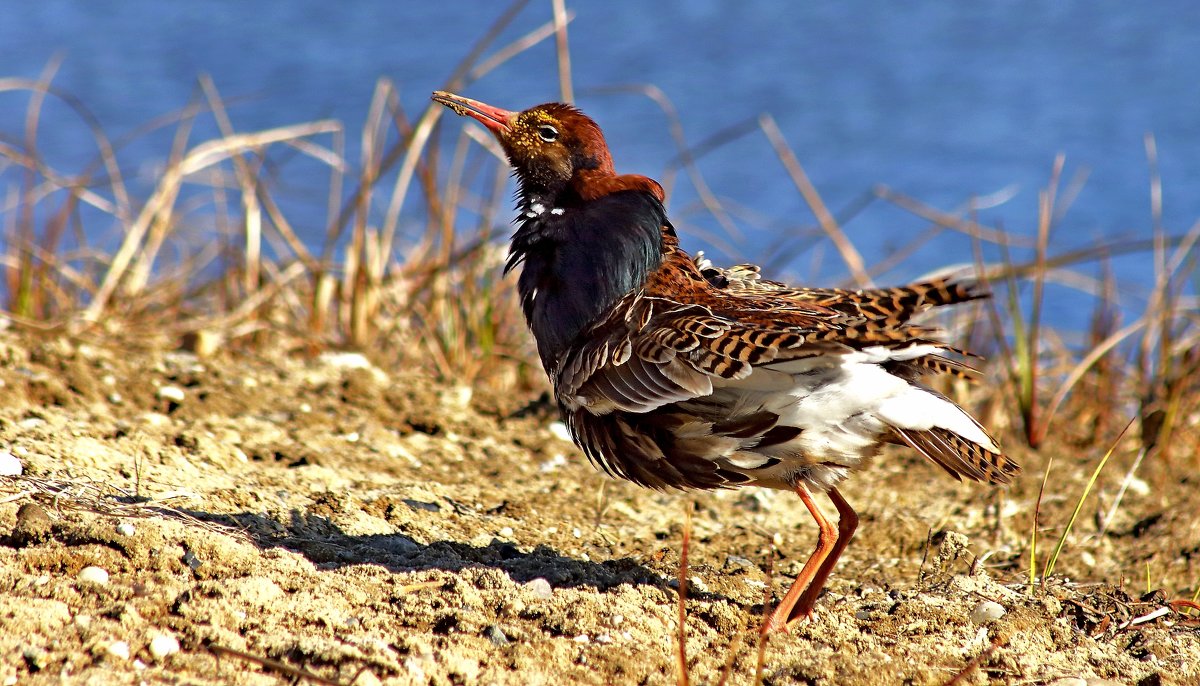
432, 91, 1019, 633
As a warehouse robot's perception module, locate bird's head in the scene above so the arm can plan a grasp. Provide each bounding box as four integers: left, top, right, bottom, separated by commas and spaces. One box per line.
433, 91, 642, 202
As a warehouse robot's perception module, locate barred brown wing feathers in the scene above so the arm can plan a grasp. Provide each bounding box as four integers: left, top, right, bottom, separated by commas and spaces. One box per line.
885, 354, 982, 381
567, 408, 735, 490
891, 426, 1018, 485
559, 297, 786, 412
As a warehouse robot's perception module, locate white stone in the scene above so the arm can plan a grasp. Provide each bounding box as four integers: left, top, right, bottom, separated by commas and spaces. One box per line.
442, 386, 473, 409
318, 351, 373, 370
969, 600, 1006, 624
1127, 476, 1151, 496
498, 527, 514, 538
148, 633, 180, 659
107, 641, 131, 660
77, 566, 110, 585
539, 454, 567, 473
116, 522, 136, 537
0, 450, 22, 476
157, 385, 185, 402
525, 578, 553, 599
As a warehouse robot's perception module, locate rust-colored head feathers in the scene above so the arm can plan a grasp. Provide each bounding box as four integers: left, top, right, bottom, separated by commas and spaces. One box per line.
432, 91, 662, 202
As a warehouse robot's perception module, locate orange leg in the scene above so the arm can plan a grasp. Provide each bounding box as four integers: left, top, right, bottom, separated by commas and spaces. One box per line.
762, 482, 837, 634
793, 487, 858, 620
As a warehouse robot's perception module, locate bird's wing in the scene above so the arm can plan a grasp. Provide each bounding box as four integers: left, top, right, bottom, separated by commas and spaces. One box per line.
554, 244, 1009, 491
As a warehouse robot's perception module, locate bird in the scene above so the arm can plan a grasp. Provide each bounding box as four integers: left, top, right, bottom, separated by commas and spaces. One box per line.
431, 90, 1020, 634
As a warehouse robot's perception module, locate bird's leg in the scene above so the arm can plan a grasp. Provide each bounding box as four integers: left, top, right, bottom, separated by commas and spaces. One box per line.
792, 487, 858, 621
762, 482, 837, 634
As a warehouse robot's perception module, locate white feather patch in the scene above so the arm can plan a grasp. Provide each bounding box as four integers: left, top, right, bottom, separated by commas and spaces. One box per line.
877, 389, 998, 452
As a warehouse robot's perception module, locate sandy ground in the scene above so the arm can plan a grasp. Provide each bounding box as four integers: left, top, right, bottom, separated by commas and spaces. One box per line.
0, 329, 1197, 685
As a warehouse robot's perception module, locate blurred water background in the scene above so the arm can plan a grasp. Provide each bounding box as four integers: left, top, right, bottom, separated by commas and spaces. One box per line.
3, 1, 1198, 329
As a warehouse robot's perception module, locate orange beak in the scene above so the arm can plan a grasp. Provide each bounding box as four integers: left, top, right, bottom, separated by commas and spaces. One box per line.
432, 91, 515, 137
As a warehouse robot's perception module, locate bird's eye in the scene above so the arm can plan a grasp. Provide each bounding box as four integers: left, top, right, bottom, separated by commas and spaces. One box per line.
537, 125, 559, 142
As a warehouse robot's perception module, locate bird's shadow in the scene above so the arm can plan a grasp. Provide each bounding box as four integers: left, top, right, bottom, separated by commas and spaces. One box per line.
179, 506, 714, 598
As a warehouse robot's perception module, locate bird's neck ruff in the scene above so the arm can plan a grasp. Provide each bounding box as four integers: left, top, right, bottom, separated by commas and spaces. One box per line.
506, 186, 667, 373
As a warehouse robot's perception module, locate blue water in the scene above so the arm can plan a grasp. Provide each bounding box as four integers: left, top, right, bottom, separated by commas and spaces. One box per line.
3, 1, 1198, 325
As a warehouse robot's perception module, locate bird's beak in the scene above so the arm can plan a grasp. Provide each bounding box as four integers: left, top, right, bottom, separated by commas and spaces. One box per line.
432, 91, 515, 137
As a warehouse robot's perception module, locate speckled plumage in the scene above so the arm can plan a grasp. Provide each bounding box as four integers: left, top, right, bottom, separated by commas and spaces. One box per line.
433, 91, 1020, 633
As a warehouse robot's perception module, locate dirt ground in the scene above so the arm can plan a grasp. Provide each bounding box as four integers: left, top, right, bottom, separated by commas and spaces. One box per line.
0, 328, 1197, 685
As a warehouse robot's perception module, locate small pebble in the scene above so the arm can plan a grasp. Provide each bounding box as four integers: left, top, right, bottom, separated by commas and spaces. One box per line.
148, 633, 180, 659
116, 522, 136, 537
539, 454, 568, 473
525, 578, 553, 599
106, 641, 131, 660
969, 600, 1006, 624
498, 526, 514, 538
74, 614, 92, 630
77, 566, 110, 586
724, 555, 755, 572
319, 351, 372, 370
573, 634, 590, 643
351, 670, 382, 686
156, 386, 185, 403
11, 502, 52, 545
181, 550, 204, 571
442, 386, 473, 409
0, 450, 22, 476
482, 625, 510, 647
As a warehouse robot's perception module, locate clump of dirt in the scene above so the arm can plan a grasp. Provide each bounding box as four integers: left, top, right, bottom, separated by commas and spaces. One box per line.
0, 329, 1196, 685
